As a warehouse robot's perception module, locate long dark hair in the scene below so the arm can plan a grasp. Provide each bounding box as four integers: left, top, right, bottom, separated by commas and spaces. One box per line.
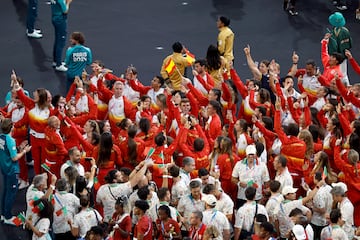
98, 132, 113, 167
139, 118, 150, 140
206, 45, 221, 72
127, 125, 138, 167
33, 199, 54, 225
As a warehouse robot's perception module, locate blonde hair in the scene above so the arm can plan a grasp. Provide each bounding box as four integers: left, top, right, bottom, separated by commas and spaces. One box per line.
298, 129, 314, 160
204, 225, 220, 239
348, 149, 359, 177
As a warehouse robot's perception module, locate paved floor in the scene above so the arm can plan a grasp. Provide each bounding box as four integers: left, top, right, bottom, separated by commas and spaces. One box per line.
0, 0, 359, 239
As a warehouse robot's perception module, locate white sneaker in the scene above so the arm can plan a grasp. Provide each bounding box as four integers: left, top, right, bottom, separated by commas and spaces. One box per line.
26, 29, 41, 34
52, 61, 65, 67
336, 5, 347, 10
19, 180, 29, 190
55, 65, 68, 72
0, 215, 4, 221
27, 31, 43, 38
3, 216, 17, 226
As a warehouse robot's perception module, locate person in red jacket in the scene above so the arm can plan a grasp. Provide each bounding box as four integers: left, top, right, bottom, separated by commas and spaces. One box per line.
65, 77, 97, 127
319, 33, 344, 87
204, 100, 222, 149
44, 116, 69, 177
133, 200, 153, 240
178, 116, 210, 176
97, 78, 136, 137
8, 97, 29, 188
217, 137, 236, 196
118, 125, 145, 169
345, 49, 360, 75
14, 79, 56, 174
274, 97, 306, 190
92, 131, 122, 185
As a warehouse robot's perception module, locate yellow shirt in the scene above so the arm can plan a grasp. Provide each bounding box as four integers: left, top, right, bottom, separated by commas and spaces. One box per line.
160, 52, 190, 90
217, 26, 234, 62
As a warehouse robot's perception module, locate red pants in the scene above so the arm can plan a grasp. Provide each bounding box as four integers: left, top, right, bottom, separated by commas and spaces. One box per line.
30, 135, 46, 174
15, 138, 28, 181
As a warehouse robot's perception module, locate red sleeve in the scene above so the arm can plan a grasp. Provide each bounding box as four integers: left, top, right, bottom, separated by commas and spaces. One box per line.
304, 106, 311, 128
254, 120, 276, 139
124, 97, 136, 120
205, 72, 215, 88
71, 95, 98, 125
97, 78, 113, 103
16, 89, 35, 109
287, 97, 300, 124
338, 112, 352, 137
349, 57, 360, 75
187, 83, 209, 107
178, 128, 195, 157
295, 69, 306, 77
52, 132, 68, 157
336, 78, 360, 108
104, 73, 125, 83
113, 145, 123, 167
195, 124, 210, 154
230, 69, 248, 98
186, 92, 199, 117
195, 74, 212, 92
13, 108, 29, 128
274, 110, 290, 145
316, 109, 328, 129
228, 121, 236, 144
321, 40, 330, 68
221, 81, 231, 102
65, 83, 77, 102
275, 82, 286, 109
128, 80, 151, 95
334, 145, 347, 173
318, 74, 330, 87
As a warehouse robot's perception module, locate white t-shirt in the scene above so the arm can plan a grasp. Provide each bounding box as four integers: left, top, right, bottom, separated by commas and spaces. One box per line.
171, 180, 188, 203
26, 185, 45, 225
202, 209, 230, 239
215, 192, 234, 216
338, 197, 354, 240
232, 159, 270, 200
234, 201, 268, 232
73, 208, 103, 238
52, 191, 80, 234
311, 185, 333, 226
96, 182, 132, 222
275, 167, 293, 192
32, 218, 50, 240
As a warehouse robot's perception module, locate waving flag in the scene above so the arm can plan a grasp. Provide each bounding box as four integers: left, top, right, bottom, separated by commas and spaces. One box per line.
165, 59, 176, 75
184, 48, 195, 65
12, 213, 26, 226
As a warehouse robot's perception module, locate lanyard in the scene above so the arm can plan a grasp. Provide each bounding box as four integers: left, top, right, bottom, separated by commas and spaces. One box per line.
189, 195, 200, 211
210, 210, 217, 223
191, 224, 203, 240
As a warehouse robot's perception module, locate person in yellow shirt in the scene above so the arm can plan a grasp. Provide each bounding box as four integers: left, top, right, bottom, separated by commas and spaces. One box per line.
217, 16, 234, 63
160, 42, 192, 90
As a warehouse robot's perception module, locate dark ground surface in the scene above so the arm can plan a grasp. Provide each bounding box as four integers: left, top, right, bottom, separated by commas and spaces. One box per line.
0, 0, 359, 239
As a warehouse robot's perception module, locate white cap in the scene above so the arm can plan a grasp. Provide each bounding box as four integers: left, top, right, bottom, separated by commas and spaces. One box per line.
292, 224, 306, 240
282, 186, 298, 196
331, 182, 348, 192
246, 145, 257, 155
202, 194, 217, 206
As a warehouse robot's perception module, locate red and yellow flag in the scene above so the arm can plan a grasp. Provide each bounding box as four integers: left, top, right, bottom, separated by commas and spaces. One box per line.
165, 59, 176, 75
184, 48, 195, 65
